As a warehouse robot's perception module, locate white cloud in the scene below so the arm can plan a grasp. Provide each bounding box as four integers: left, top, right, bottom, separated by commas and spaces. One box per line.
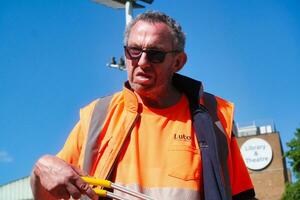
0, 150, 13, 163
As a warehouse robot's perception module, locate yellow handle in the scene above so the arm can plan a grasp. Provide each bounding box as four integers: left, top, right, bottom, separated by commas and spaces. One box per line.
81, 176, 112, 188
93, 188, 107, 197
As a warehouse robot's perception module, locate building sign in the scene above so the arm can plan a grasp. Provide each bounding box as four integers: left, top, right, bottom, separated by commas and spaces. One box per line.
240, 138, 273, 170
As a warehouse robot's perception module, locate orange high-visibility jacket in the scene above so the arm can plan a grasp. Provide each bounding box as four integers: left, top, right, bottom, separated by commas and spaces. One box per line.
58, 74, 254, 200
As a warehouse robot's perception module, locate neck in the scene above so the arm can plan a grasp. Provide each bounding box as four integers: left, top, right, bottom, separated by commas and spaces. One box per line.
135, 85, 182, 109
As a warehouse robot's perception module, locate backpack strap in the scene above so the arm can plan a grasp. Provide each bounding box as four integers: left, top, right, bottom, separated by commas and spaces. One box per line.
203, 92, 231, 199
191, 92, 231, 200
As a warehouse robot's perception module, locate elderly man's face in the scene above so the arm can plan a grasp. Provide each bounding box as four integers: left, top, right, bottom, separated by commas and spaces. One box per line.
125, 21, 182, 98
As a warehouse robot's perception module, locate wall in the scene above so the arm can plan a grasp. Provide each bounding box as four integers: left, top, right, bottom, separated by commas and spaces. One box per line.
237, 133, 288, 200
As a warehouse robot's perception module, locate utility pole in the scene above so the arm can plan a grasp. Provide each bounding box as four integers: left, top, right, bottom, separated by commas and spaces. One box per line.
93, 0, 154, 70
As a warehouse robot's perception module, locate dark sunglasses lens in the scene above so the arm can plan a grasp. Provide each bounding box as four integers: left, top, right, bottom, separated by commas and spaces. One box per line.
124, 47, 167, 63
147, 50, 165, 63
126, 48, 142, 59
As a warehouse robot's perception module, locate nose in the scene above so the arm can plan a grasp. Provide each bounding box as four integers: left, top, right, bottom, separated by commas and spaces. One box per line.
137, 52, 150, 69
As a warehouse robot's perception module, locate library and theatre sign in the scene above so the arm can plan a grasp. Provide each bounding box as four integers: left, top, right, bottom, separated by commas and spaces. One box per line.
240, 138, 273, 170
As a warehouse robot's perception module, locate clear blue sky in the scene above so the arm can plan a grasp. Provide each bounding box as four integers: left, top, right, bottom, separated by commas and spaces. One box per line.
1, 0, 300, 184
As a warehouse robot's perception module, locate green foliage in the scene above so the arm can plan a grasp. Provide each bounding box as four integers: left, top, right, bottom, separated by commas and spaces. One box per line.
281, 181, 300, 200
285, 128, 300, 178
282, 128, 300, 199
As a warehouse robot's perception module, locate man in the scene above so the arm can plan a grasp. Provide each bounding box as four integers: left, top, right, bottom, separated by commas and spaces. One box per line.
31, 11, 255, 200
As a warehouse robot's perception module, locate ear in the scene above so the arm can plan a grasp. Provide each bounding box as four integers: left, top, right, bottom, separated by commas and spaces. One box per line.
173, 52, 187, 72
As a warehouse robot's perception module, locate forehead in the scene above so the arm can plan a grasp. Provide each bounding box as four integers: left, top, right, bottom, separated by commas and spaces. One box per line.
128, 21, 173, 49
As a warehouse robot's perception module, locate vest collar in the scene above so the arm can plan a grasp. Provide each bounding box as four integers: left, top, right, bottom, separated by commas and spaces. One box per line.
122, 73, 204, 113
172, 73, 204, 102
123, 82, 140, 113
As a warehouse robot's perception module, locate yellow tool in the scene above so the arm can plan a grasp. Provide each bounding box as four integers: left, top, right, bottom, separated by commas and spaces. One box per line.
81, 176, 155, 200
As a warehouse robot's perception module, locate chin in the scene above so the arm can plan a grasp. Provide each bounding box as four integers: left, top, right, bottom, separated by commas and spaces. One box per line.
132, 85, 154, 96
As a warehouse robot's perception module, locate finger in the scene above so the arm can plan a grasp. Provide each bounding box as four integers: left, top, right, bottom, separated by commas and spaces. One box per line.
66, 183, 82, 199
74, 177, 98, 200
54, 187, 70, 200
83, 186, 98, 200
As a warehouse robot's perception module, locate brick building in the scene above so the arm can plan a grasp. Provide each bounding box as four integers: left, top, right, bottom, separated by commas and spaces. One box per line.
236, 124, 290, 200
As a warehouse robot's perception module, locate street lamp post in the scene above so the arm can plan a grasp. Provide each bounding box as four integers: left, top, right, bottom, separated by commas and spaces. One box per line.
93, 0, 154, 70
125, 1, 133, 25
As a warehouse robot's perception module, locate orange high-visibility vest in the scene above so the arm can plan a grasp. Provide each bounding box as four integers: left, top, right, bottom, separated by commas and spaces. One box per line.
57, 73, 254, 200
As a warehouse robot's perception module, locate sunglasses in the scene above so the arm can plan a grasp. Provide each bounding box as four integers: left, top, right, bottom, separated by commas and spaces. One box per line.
124, 46, 180, 64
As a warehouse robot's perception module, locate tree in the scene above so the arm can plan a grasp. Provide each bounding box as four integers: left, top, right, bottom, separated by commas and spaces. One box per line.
286, 128, 300, 178
282, 182, 300, 200
282, 128, 300, 199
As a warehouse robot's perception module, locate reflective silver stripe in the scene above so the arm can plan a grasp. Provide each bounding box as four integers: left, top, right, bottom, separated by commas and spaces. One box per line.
83, 95, 113, 174
113, 184, 201, 200
215, 120, 226, 135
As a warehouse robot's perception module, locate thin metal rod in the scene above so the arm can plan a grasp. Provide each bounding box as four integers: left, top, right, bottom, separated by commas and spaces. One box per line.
111, 183, 155, 200
106, 191, 130, 200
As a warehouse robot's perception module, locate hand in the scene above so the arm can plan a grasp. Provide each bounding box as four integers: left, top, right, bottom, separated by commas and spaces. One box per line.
31, 154, 98, 200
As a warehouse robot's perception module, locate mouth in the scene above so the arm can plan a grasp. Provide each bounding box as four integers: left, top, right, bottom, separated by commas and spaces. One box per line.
134, 72, 153, 85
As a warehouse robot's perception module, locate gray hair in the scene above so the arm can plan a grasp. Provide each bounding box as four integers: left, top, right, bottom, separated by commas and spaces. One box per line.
124, 11, 186, 51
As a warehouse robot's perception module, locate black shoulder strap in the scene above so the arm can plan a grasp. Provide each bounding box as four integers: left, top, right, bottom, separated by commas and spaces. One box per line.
203, 92, 232, 199
191, 93, 231, 200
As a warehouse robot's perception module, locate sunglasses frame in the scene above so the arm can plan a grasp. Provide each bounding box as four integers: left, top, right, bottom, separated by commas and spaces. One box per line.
124, 46, 180, 64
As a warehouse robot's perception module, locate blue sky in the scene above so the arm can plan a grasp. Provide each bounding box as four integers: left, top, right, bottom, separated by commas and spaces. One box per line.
1, 0, 300, 184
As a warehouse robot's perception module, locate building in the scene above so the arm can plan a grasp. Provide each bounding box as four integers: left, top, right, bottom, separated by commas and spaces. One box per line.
0, 176, 33, 200
236, 123, 290, 200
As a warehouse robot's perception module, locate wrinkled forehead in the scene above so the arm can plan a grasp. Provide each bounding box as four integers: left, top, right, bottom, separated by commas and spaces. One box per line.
128, 21, 174, 50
